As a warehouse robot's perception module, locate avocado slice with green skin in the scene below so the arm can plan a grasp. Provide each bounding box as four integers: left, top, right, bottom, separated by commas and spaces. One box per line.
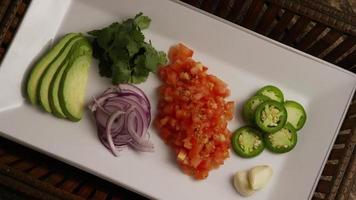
37, 36, 82, 113
26, 33, 79, 105
49, 59, 70, 118
59, 38, 92, 121
49, 37, 89, 118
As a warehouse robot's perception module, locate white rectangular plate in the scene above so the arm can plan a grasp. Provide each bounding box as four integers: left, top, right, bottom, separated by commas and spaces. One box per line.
0, 0, 355, 199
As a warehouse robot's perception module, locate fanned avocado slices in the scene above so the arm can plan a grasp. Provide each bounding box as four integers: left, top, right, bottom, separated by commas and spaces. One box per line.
26, 33, 79, 105
25, 33, 92, 122
38, 36, 82, 113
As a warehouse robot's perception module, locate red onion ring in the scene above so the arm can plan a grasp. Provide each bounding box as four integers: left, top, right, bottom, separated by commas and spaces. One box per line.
89, 85, 153, 156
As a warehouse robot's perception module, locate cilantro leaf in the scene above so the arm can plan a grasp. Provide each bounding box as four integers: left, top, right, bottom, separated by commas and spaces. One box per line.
132, 57, 150, 83
108, 46, 129, 64
143, 44, 159, 72
98, 57, 112, 77
96, 23, 120, 50
158, 51, 167, 65
133, 54, 146, 67
134, 13, 151, 30
131, 67, 149, 83
112, 61, 131, 84
132, 28, 144, 43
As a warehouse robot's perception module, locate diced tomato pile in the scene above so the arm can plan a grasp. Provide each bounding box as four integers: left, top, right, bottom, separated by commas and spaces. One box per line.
155, 44, 234, 179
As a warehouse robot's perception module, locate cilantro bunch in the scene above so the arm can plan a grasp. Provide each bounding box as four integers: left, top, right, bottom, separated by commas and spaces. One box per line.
88, 13, 167, 84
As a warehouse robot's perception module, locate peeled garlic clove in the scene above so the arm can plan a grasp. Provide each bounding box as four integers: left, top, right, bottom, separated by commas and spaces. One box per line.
234, 170, 255, 197
248, 165, 273, 190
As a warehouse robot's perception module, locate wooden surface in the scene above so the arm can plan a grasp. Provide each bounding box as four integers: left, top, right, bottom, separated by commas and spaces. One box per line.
0, 0, 355, 199
0, 138, 147, 200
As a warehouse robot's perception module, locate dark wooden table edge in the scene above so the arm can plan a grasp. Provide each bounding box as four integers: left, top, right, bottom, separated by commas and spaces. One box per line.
0, 0, 355, 199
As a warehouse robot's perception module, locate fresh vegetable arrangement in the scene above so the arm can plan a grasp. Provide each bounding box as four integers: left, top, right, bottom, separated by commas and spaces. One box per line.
26, 33, 92, 121
23, 12, 311, 198
155, 44, 234, 179
232, 85, 307, 158
88, 13, 167, 84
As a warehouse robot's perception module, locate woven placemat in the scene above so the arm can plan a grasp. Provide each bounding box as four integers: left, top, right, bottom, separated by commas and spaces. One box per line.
0, 0, 355, 199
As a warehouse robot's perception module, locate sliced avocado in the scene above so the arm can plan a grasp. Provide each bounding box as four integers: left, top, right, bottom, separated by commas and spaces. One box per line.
26, 33, 79, 105
49, 59, 69, 118
37, 36, 82, 113
59, 38, 92, 121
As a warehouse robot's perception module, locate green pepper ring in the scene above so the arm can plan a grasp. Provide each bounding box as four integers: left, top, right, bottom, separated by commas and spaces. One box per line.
255, 100, 287, 133
284, 100, 307, 131
243, 95, 270, 124
231, 126, 265, 158
264, 123, 298, 154
256, 85, 284, 103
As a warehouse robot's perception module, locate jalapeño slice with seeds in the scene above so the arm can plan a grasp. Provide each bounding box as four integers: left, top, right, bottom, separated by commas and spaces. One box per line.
256, 85, 284, 103
243, 95, 269, 123
231, 126, 265, 158
264, 123, 297, 153
255, 100, 287, 133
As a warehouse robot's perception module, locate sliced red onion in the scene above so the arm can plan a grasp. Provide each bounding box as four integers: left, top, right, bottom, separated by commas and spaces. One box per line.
118, 84, 150, 108
106, 110, 125, 156
89, 85, 153, 156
